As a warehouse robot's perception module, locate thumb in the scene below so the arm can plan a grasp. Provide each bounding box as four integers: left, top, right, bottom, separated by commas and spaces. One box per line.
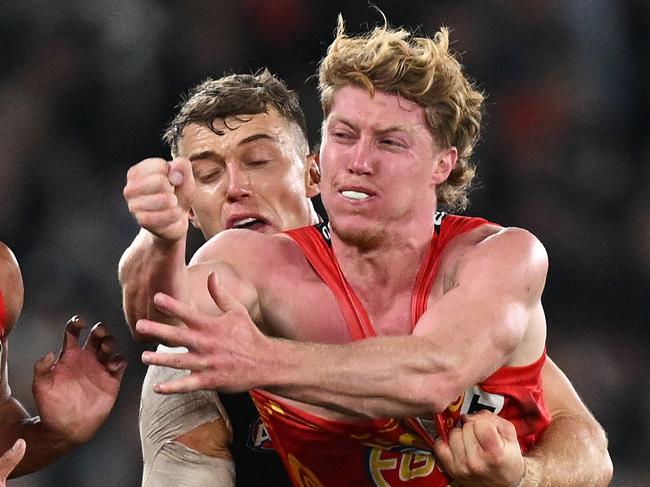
0, 438, 26, 479
33, 352, 57, 377
168, 157, 195, 205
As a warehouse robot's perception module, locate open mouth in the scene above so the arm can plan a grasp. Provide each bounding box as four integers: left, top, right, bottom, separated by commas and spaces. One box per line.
341, 190, 371, 201
228, 216, 270, 232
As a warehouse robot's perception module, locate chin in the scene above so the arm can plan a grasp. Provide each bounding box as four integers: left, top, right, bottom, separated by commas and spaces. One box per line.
330, 219, 386, 251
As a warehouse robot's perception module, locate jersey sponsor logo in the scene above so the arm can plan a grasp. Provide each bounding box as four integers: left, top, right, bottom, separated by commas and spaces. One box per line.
247, 416, 276, 452
367, 447, 438, 486
460, 386, 505, 415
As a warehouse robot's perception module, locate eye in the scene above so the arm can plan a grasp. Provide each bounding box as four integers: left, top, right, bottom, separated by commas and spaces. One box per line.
329, 128, 355, 142
194, 167, 224, 183
245, 159, 271, 168
380, 137, 406, 148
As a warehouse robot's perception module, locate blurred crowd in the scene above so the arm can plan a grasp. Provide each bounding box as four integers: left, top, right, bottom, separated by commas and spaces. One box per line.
1, 1, 647, 485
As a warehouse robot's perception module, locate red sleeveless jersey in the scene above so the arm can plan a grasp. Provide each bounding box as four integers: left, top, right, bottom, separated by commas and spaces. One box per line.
251, 213, 550, 486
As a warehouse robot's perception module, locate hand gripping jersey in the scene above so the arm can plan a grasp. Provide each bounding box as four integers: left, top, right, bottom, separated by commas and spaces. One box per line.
250, 213, 550, 486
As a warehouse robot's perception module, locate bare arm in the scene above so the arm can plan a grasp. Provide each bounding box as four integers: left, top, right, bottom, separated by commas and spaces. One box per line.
521, 357, 612, 486
432, 358, 612, 487
119, 228, 190, 336
119, 157, 196, 338
138, 227, 547, 418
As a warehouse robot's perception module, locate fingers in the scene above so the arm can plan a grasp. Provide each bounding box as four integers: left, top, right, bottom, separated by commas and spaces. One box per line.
136, 318, 195, 348
461, 420, 482, 463
151, 371, 206, 395
60, 315, 85, 353
124, 158, 192, 241
463, 411, 512, 452
0, 439, 26, 479
433, 437, 455, 472
97, 335, 117, 365
107, 354, 128, 382
33, 351, 56, 376
168, 157, 195, 207
207, 272, 241, 313
141, 349, 207, 373
448, 423, 468, 467
152, 293, 200, 328
168, 157, 191, 187
84, 322, 108, 354
471, 416, 506, 454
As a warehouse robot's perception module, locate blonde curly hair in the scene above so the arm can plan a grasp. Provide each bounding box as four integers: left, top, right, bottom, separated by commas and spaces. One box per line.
318, 16, 484, 210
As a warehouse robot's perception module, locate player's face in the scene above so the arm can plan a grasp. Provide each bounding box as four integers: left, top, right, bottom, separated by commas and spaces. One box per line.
177, 110, 319, 239
319, 85, 455, 247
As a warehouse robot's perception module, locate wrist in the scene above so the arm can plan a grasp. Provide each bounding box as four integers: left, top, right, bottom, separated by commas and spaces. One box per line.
147, 229, 186, 250
260, 337, 303, 389
21, 416, 82, 449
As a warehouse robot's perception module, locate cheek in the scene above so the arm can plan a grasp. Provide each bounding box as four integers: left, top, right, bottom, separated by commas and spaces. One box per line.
192, 187, 224, 219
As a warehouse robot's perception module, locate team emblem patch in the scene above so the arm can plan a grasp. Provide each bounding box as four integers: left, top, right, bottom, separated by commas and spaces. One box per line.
247, 416, 276, 451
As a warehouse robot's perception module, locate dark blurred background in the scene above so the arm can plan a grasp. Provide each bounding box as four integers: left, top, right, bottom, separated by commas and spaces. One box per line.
1, 0, 648, 485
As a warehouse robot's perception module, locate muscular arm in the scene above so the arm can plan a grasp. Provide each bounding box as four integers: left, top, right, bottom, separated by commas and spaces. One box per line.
433, 357, 612, 487
139, 227, 548, 418
265, 228, 547, 415
119, 157, 199, 338
521, 358, 612, 486
119, 228, 191, 337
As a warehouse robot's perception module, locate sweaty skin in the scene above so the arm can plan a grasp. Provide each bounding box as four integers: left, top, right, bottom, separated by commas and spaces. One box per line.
120, 110, 319, 486
125, 86, 611, 485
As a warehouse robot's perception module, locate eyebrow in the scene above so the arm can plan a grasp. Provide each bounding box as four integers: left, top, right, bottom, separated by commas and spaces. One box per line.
237, 132, 277, 146
188, 133, 278, 162
329, 116, 416, 135
189, 150, 221, 162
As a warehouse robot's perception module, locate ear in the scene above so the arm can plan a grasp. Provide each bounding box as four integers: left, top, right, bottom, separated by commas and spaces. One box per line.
188, 208, 201, 230
431, 147, 458, 186
305, 153, 321, 198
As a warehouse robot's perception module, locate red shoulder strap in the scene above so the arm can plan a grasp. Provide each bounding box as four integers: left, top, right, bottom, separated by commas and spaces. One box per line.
410, 214, 490, 327
284, 225, 376, 340
408, 213, 490, 443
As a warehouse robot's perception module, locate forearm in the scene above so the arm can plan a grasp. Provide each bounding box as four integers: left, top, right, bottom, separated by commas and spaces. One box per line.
0, 398, 77, 478
261, 334, 460, 418
119, 229, 188, 336
522, 413, 612, 487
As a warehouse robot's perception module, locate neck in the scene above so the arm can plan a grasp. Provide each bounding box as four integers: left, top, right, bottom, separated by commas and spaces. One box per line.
330, 216, 435, 299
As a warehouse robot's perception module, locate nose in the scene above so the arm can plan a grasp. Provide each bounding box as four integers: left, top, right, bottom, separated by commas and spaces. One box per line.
225, 163, 251, 202
347, 137, 374, 176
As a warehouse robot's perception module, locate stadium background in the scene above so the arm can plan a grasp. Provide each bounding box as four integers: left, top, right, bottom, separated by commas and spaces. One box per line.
1, 0, 648, 485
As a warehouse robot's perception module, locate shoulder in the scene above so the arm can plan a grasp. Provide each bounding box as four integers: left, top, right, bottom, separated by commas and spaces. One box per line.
446, 225, 548, 299
0, 242, 24, 334
476, 226, 548, 271
454, 224, 547, 266
190, 229, 302, 267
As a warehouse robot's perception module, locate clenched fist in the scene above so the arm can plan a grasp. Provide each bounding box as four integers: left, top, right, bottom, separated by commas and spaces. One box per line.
123, 157, 195, 242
